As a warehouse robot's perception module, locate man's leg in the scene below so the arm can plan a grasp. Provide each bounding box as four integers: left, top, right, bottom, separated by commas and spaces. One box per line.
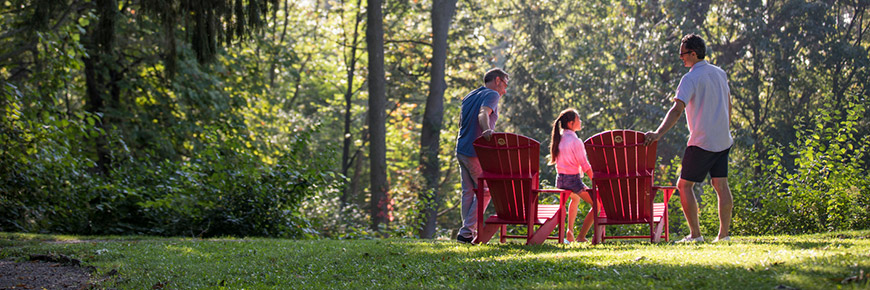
677, 178, 702, 238
457, 154, 486, 240
710, 177, 732, 239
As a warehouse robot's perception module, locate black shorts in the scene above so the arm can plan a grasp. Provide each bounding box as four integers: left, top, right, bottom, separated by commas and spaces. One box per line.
680, 146, 730, 183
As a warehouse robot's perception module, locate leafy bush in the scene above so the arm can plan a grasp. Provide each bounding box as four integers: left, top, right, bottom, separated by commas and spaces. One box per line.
0, 20, 341, 238
729, 95, 869, 235
0, 108, 340, 238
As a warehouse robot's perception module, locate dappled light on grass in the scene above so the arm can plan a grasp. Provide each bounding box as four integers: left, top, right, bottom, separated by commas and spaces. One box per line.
1, 231, 868, 289
164, 244, 212, 259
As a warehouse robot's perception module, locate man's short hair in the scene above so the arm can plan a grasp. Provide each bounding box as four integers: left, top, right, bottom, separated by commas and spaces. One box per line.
681, 34, 706, 59
483, 68, 509, 84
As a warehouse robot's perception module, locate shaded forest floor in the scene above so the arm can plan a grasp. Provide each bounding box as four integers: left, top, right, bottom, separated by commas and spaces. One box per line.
1, 231, 869, 289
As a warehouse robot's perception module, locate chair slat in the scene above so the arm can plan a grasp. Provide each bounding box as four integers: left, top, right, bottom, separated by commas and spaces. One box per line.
599, 133, 620, 220
629, 132, 643, 220
514, 136, 527, 220
614, 131, 631, 219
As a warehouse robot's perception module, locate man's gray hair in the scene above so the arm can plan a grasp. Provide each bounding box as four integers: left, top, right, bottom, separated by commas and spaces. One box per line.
484, 68, 509, 84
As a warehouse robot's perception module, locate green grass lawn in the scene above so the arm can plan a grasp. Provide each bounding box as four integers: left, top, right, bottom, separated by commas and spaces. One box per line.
2, 231, 869, 289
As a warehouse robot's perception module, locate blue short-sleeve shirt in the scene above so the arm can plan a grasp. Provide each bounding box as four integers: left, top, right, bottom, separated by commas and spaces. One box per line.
455, 86, 500, 157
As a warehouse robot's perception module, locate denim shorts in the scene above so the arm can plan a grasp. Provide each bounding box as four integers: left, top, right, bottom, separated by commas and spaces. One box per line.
556, 173, 588, 193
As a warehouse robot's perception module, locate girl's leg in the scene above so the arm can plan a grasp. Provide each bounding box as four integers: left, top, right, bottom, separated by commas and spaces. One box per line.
576, 190, 594, 242
566, 192, 580, 242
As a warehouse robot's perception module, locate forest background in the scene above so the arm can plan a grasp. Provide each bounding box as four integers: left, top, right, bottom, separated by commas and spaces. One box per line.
1, 0, 868, 240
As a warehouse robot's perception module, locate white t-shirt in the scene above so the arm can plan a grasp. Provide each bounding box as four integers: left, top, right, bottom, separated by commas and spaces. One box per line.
555, 131, 592, 176
675, 60, 734, 152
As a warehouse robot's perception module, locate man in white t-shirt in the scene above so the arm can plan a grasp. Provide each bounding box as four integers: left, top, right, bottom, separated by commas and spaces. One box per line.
644, 34, 733, 243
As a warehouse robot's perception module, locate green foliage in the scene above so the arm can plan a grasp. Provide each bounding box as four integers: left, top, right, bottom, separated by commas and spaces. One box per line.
0, 18, 101, 233
0, 0, 340, 238
132, 131, 335, 238
1, 117, 338, 238
729, 95, 869, 235
1, 0, 868, 239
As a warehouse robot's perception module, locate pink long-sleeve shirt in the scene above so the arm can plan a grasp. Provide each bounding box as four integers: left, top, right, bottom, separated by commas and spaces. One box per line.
554, 131, 592, 176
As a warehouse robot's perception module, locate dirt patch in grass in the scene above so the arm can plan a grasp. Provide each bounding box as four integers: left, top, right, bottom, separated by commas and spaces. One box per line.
0, 259, 91, 289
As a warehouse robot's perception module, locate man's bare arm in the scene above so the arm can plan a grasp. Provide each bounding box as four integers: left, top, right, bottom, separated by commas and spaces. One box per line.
479, 106, 494, 140
644, 100, 686, 146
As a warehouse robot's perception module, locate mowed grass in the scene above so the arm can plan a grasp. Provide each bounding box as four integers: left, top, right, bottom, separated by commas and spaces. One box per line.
1, 231, 869, 289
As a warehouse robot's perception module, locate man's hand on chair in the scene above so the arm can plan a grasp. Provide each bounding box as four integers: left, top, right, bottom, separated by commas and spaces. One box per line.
482, 129, 493, 141
644, 131, 660, 146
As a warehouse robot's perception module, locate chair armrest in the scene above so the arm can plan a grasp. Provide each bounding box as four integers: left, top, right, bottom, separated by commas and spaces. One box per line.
653, 186, 676, 203
481, 172, 535, 180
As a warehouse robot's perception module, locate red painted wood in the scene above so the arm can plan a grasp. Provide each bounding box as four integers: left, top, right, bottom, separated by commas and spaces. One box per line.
473, 133, 567, 245
584, 130, 672, 244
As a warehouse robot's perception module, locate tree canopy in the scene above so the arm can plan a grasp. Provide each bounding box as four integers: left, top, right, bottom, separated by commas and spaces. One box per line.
1, 0, 868, 238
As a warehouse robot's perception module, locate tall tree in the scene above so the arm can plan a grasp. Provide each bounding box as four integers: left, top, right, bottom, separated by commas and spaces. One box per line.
340, 0, 366, 211
418, 0, 457, 239
82, 0, 119, 174
366, 0, 389, 231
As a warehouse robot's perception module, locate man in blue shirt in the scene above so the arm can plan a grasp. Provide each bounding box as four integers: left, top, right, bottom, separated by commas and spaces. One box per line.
455, 68, 509, 244
645, 34, 734, 243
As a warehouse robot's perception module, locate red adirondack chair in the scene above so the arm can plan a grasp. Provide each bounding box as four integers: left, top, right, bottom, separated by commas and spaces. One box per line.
583, 130, 676, 244
472, 133, 570, 245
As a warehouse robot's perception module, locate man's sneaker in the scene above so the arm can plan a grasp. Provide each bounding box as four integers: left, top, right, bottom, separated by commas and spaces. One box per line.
675, 235, 705, 243
456, 235, 474, 244
712, 236, 731, 243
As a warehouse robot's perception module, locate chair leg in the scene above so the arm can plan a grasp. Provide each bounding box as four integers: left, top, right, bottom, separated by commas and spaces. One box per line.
529, 217, 560, 245
653, 220, 665, 243
591, 219, 598, 244
475, 187, 484, 244
592, 227, 599, 244
593, 224, 605, 245
500, 225, 507, 243
591, 224, 599, 244
558, 207, 565, 243
474, 223, 501, 244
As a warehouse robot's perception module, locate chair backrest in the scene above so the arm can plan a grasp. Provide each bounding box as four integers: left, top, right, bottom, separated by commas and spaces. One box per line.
473, 133, 540, 222
584, 130, 657, 222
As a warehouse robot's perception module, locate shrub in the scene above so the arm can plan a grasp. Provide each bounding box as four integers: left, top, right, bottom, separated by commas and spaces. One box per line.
729, 95, 869, 235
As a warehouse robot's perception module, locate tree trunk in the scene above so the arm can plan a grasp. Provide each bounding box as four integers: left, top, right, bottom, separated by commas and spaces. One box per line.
268, 0, 290, 88
83, 0, 118, 175
341, 0, 365, 211
366, 0, 389, 232
418, 0, 456, 239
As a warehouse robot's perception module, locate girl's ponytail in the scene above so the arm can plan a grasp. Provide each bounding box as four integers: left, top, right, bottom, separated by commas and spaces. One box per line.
548, 109, 579, 165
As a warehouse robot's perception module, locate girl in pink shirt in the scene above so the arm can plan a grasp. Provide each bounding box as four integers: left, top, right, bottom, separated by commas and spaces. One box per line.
548, 109, 595, 243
